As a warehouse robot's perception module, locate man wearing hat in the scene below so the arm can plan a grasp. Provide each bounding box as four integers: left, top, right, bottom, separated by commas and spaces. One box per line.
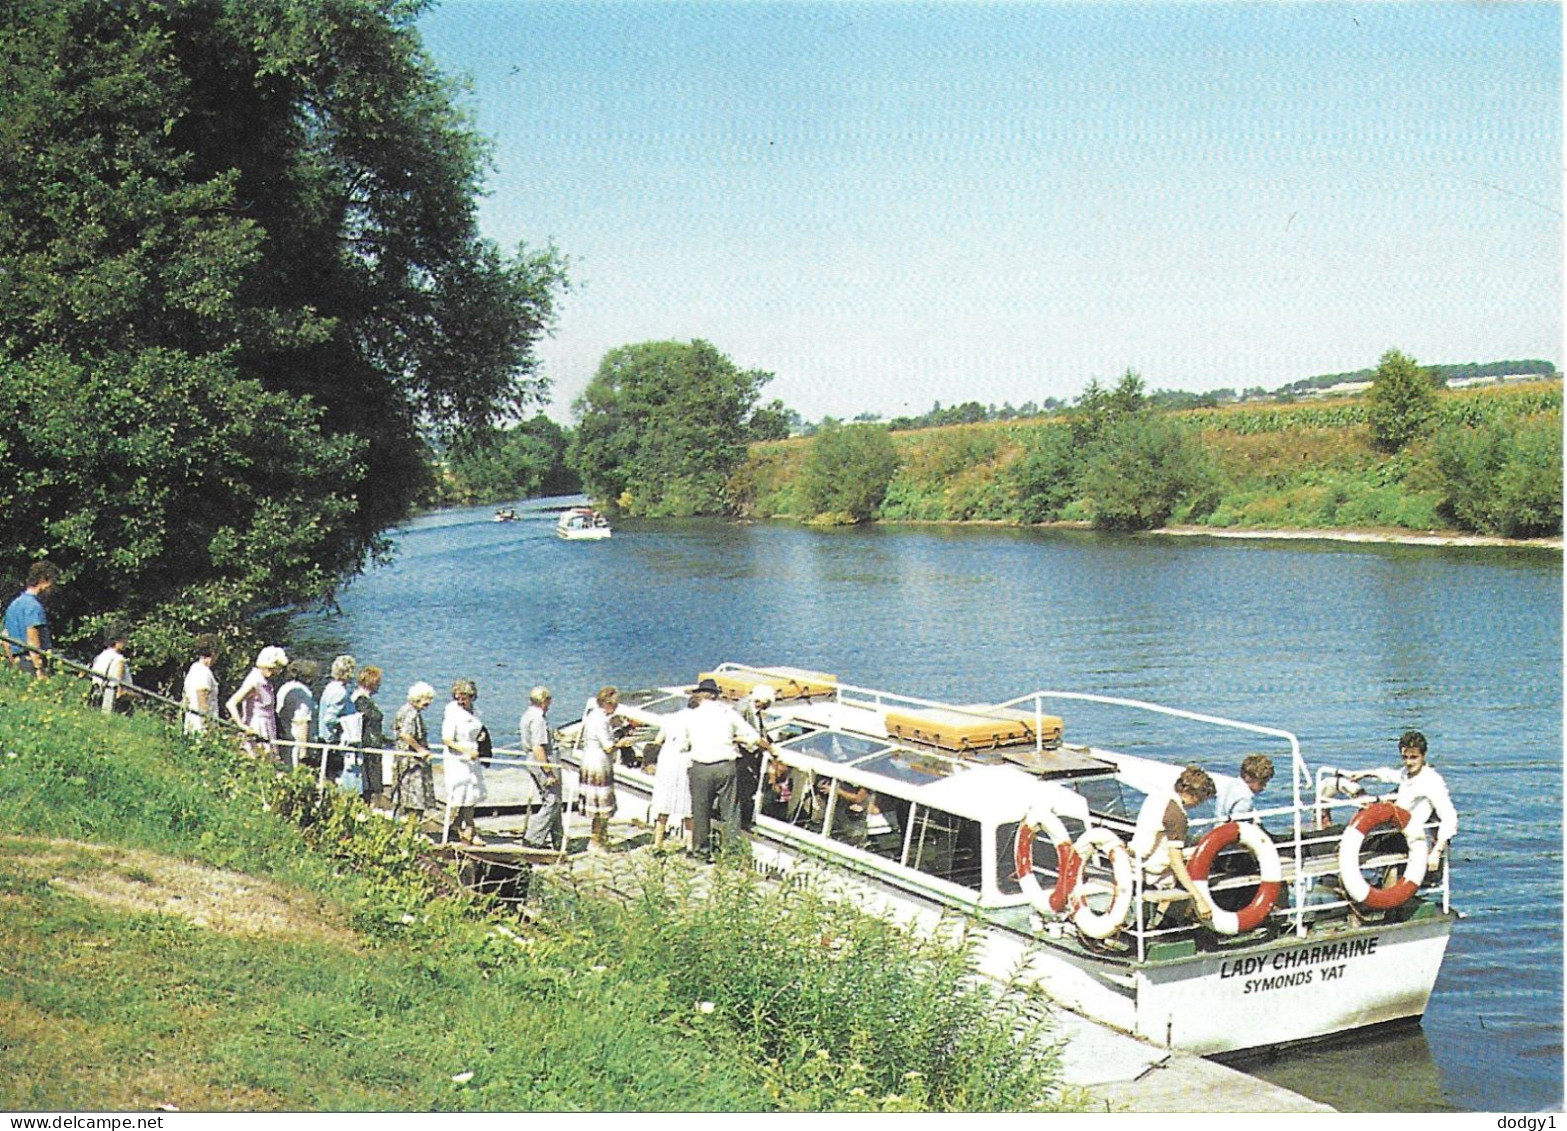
736, 684, 777, 831
678, 677, 775, 860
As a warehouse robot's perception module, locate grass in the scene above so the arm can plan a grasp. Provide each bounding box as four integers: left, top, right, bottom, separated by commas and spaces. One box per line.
0, 672, 1078, 1112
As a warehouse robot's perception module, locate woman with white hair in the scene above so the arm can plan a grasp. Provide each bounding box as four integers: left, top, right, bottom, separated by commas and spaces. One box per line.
391, 681, 437, 821
316, 654, 358, 783
440, 678, 487, 845
649, 694, 699, 853
225, 645, 288, 758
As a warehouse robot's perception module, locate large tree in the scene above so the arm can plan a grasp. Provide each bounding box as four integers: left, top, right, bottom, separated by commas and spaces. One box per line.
569, 340, 779, 516
0, 0, 564, 671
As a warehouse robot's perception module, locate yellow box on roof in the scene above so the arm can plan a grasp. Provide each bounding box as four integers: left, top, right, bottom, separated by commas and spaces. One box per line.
698, 665, 839, 701
885, 706, 1063, 752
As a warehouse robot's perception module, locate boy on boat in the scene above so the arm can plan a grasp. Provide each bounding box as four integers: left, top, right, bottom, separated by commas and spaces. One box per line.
1131, 765, 1218, 924
1346, 730, 1458, 868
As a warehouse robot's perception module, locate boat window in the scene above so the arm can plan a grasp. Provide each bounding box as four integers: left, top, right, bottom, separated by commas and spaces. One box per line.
764, 719, 817, 744
761, 756, 825, 830
820, 776, 907, 862
1070, 776, 1144, 821
617, 686, 680, 704
906, 805, 984, 891
780, 730, 890, 765
855, 750, 964, 786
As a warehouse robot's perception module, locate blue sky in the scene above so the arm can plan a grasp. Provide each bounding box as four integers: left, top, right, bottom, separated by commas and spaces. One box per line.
417, 1, 1561, 423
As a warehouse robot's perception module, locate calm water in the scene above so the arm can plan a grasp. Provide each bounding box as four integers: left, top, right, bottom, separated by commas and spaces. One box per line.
298, 498, 1563, 1113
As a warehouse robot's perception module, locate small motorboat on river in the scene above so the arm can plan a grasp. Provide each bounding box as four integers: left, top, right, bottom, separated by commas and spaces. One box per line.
555, 507, 612, 540
555, 663, 1456, 1056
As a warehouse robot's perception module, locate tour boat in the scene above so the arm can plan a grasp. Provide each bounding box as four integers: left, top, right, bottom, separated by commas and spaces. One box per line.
554, 663, 1456, 1056
555, 506, 612, 540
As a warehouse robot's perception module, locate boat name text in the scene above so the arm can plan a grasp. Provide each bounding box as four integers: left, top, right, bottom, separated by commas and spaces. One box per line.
1220, 936, 1379, 994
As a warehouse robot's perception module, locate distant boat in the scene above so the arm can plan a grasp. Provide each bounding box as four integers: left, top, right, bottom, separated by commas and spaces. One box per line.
492, 507, 519, 522
556, 506, 612, 540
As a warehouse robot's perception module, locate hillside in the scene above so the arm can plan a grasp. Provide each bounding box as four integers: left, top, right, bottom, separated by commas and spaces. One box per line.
730, 381, 1562, 540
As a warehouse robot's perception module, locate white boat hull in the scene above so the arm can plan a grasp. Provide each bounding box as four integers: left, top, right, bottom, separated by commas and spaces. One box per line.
585, 763, 1451, 1056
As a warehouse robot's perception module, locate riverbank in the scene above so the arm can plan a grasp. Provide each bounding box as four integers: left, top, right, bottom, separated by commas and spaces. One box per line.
1156, 523, 1563, 551
0, 675, 1080, 1114
728, 381, 1562, 541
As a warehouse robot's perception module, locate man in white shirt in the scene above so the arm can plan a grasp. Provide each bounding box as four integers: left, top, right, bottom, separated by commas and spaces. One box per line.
678, 678, 774, 860
1349, 730, 1458, 867
1215, 754, 1274, 822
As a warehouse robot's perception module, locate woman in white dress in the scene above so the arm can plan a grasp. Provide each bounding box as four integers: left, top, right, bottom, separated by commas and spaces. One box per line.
649, 695, 699, 852
440, 678, 487, 845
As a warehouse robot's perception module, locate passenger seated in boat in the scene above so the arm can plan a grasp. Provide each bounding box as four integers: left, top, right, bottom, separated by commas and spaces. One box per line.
1215, 754, 1274, 822
826, 779, 873, 847
759, 753, 799, 820
1130, 765, 1217, 925
1345, 730, 1458, 869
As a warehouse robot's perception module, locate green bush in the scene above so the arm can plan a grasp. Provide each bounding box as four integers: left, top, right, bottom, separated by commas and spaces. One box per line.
538, 861, 1074, 1112
1434, 414, 1563, 537
1079, 414, 1215, 531
800, 424, 900, 523
1007, 425, 1081, 523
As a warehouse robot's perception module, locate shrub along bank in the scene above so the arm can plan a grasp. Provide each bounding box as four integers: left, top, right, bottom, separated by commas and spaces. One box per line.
0, 672, 1075, 1113
730, 381, 1562, 539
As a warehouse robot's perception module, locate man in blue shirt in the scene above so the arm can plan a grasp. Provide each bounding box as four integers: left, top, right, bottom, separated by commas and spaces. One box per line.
4, 561, 60, 678
1215, 754, 1275, 822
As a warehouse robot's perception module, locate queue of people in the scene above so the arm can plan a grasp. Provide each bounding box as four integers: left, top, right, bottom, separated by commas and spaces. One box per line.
2, 554, 1459, 876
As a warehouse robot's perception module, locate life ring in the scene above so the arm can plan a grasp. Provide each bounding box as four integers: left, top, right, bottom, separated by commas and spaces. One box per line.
1069, 825, 1134, 940
1188, 821, 1283, 935
1337, 800, 1431, 910
1014, 804, 1081, 915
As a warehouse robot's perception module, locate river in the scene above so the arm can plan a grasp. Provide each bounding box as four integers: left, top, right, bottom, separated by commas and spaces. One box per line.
296, 497, 1563, 1113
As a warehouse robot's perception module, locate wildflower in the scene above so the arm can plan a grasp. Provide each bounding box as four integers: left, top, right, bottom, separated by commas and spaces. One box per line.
400, 914, 417, 925
591, 964, 608, 973
696, 1001, 715, 1014
451, 1071, 475, 1084
903, 1070, 923, 1081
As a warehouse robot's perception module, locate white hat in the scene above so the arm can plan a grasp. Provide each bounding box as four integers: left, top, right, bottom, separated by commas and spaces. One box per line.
752, 684, 777, 705
407, 681, 436, 703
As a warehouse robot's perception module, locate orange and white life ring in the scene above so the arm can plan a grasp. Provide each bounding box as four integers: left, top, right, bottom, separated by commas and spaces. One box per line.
1337, 800, 1431, 909
1069, 825, 1134, 940
1187, 821, 1283, 935
1014, 804, 1081, 916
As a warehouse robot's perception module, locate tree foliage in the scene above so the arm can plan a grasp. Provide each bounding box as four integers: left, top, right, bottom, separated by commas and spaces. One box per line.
800, 423, 900, 523
568, 341, 779, 516
1079, 414, 1214, 531
0, 0, 565, 673
439, 416, 579, 505
1433, 414, 1563, 538
1367, 349, 1438, 452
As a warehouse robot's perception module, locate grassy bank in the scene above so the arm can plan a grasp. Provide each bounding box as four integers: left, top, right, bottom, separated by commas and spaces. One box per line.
0, 673, 1076, 1113
731, 381, 1562, 539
